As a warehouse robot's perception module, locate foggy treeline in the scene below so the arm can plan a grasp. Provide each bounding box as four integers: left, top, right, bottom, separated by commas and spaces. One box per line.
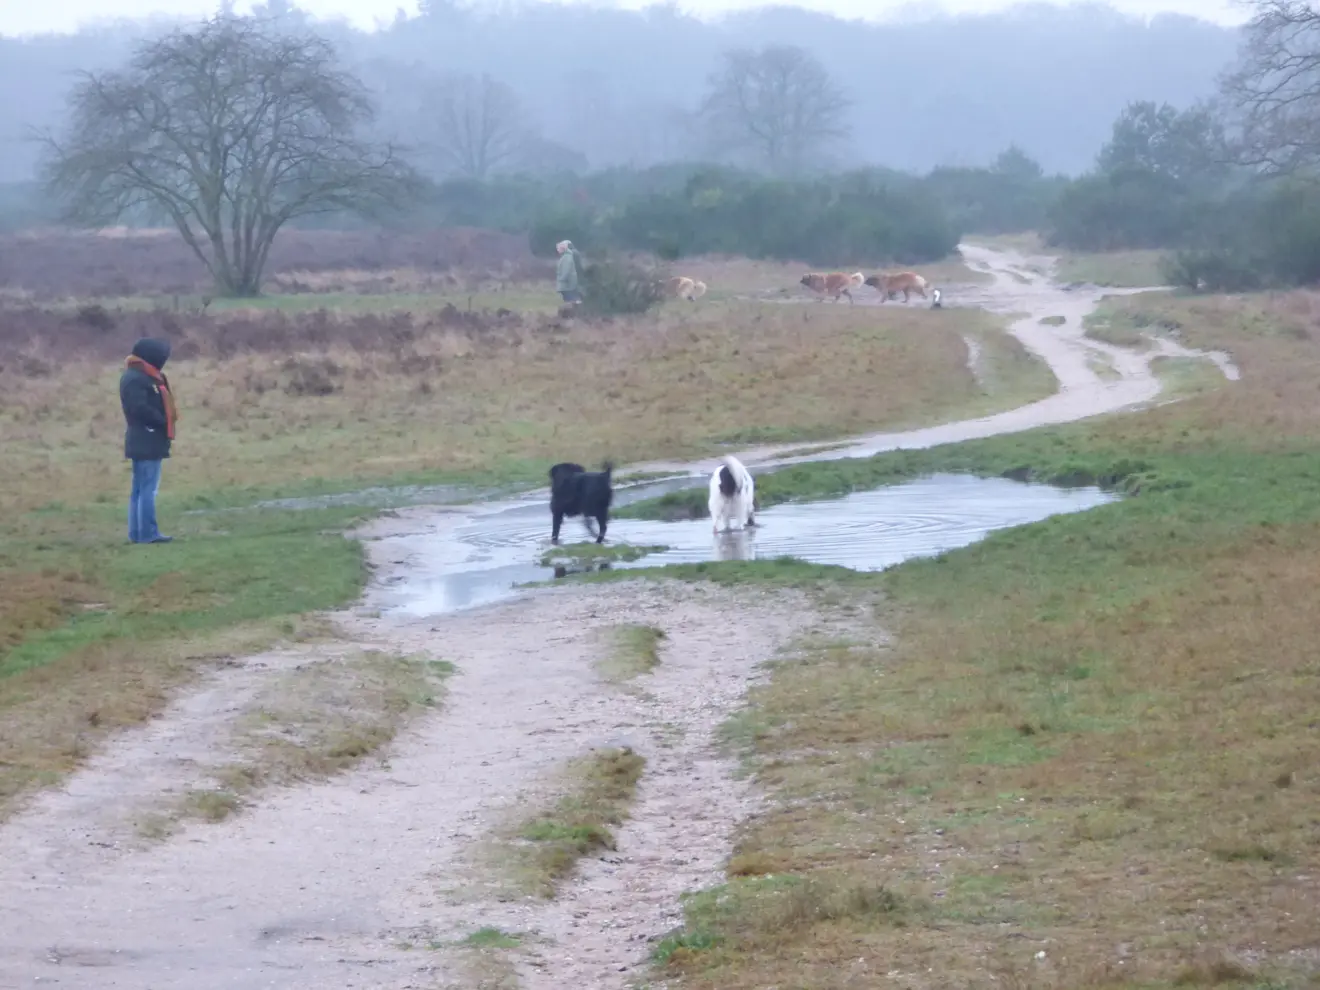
0, 1, 1239, 185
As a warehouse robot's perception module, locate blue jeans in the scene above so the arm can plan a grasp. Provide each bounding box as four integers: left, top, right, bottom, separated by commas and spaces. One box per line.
129, 459, 164, 543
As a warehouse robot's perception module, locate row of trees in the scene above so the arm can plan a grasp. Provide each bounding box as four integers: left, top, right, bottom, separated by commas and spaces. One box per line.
33, 1, 1320, 297
402, 43, 851, 180
36, 14, 855, 295
1044, 2, 1320, 289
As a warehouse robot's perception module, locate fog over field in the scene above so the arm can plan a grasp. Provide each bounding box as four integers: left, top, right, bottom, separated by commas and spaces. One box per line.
0, 0, 1241, 183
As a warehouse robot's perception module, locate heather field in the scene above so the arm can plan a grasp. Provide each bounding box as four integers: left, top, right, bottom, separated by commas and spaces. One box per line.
2, 224, 1317, 990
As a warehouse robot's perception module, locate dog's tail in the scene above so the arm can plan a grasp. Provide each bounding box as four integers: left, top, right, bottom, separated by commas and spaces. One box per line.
848, 272, 865, 290
718, 463, 737, 498
600, 460, 614, 479
720, 455, 752, 492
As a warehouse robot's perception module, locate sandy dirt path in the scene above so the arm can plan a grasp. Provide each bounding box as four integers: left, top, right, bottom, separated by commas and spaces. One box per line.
0, 246, 1238, 989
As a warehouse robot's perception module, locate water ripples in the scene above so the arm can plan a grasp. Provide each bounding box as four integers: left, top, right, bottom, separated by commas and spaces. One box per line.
372, 473, 1116, 617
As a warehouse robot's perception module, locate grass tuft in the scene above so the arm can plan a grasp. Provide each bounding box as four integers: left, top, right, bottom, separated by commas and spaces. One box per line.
460, 927, 521, 949
504, 746, 646, 897
141, 651, 453, 836
596, 623, 666, 685
653, 874, 907, 972
538, 542, 666, 568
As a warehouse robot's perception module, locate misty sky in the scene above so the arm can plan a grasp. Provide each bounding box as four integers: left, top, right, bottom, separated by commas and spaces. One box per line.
1, 0, 1248, 37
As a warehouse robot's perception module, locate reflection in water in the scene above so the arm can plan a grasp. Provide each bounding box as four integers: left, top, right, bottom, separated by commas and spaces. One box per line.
713, 529, 756, 562
368, 473, 1117, 618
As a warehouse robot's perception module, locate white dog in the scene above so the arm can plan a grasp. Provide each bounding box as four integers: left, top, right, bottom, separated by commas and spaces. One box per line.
708, 455, 756, 533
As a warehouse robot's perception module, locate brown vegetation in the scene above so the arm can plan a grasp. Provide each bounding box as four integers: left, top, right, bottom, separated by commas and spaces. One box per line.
139, 650, 453, 837
0, 297, 1023, 513
0, 227, 542, 300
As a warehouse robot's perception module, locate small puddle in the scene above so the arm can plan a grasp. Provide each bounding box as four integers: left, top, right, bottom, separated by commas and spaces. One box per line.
365, 473, 1116, 617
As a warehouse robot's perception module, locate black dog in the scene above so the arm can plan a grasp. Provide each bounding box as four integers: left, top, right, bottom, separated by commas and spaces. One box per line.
549, 461, 614, 544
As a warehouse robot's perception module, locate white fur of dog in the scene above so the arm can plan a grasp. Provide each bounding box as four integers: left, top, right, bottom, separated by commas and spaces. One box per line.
708, 455, 756, 533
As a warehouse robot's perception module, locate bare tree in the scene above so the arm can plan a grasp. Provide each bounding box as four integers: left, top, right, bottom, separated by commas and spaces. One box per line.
700, 45, 851, 173
1221, 0, 1320, 175
38, 16, 419, 297
422, 73, 533, 180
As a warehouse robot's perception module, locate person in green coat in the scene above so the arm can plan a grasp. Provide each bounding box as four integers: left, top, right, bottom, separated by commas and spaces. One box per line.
555, 239, 582, 304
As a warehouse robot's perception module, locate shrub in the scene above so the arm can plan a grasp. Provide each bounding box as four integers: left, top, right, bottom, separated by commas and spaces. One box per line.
529, 208, 601, 258
1161, 250, 1265, 293
1046, 167, 1199, 251
608, 167, 960, 266
577, 256, 666, 317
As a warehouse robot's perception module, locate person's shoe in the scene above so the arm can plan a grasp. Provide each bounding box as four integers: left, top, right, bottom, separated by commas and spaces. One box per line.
148, 536, 174, 544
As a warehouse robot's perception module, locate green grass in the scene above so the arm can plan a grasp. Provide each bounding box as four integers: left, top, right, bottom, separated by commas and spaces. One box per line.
1054, 247, 1170, 288
596, 622, 666, 684
652, 874, 906, 971
1083, 294, 1184, 348
619, 290, 1320, 989
459, 927, 521, 949
0, 493, 372, 814
538, 541, 667, 568
564, 556, 880, 591
1, 503, 365, 680
502, 746, 647, 897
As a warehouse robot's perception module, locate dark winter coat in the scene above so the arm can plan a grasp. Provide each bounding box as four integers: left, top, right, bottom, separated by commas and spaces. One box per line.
120, 337, 174, 461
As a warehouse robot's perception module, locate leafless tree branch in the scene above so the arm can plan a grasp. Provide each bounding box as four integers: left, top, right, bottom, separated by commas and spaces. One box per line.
38, 15, 422, 296
1220, 0, 1320, 176
419, 73, 533, 180
700, 45, 851, 174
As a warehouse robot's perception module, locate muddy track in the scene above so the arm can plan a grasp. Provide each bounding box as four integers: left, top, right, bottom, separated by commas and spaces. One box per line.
0, 246, 1238, 989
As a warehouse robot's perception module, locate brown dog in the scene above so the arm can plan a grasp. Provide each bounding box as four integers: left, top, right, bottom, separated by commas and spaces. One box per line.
864, 271, 930, 303
800, 271, 865, 304
663, 276, 707, 301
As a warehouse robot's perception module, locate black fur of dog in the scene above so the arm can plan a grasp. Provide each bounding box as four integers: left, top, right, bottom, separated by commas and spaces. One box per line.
549, 461, 614, 544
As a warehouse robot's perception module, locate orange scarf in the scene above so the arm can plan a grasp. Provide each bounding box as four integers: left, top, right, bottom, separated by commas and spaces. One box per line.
126, 355, 178, 439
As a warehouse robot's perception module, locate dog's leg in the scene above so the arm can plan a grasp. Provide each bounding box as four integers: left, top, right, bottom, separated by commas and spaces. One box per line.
595, 514, 608, 544
551, 511, 564, 545
583, 516, 599, 540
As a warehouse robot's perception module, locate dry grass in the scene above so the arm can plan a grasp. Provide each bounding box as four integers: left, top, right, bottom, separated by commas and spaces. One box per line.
654, 287, 1320, 989
595, 623, 666, 685
1, 298, 1021, 516
0, 252, 1044, 812
140, 650, 452, 835
1055, 247, 1169, 288
0, 617, 332, 819
496, 746, 646, 898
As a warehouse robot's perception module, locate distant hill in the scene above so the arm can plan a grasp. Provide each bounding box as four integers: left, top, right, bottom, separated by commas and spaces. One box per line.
0, 2, 1241, 183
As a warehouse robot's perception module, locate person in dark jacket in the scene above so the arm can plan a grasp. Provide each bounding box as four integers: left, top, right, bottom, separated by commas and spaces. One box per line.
120, 337, 179, 544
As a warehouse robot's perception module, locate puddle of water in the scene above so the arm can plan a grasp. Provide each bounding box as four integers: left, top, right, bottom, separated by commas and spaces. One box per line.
367, 473, 1117, 617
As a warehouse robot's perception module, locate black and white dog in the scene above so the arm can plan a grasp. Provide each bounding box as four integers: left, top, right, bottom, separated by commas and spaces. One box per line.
548, 461, 614, 544
708, 455, 757, 533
